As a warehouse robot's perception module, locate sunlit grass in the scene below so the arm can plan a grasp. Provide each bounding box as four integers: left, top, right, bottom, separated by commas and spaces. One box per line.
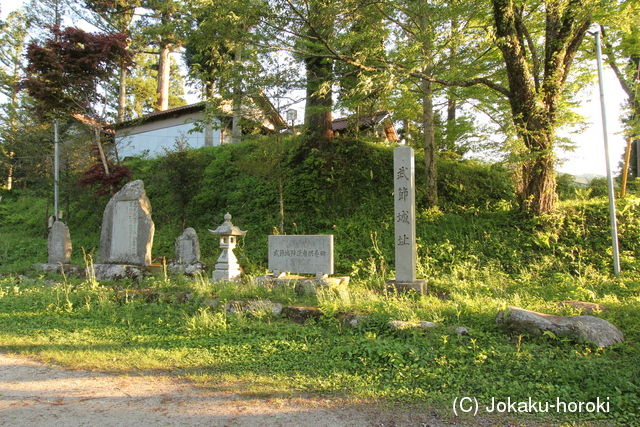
2, 193, 640, 425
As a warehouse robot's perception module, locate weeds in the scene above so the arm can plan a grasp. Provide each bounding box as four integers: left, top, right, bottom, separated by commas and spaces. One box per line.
1, 262, 638, 426
2, 191, 640, 425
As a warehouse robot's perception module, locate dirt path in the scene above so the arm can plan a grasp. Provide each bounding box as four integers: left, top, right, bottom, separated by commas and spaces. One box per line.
0, 353, 443, 427
0, 352, 563, 426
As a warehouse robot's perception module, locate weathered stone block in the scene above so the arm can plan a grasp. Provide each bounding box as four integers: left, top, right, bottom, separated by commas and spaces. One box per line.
387, 320, 439, 331
47, 220, 72, 264
175, 227, 200, 264
281, 306, 323, 324
88, 264, 150, 282
388, 320, 420, 330
32, 263, 83, 277
497, 306, 624, 348
100, 180, 155, 266
224, 300, 283, 317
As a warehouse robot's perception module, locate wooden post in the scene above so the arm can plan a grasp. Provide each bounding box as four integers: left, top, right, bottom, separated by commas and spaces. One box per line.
621, 136, 633, 197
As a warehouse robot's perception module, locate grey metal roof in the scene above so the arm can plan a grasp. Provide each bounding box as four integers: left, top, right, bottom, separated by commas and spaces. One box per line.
332, 111, 390, 131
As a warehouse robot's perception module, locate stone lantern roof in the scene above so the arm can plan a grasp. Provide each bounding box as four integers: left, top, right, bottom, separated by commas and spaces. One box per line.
208, 213, 247, 236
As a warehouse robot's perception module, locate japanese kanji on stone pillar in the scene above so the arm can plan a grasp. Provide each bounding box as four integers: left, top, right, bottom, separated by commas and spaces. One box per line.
388, 146, 426, 294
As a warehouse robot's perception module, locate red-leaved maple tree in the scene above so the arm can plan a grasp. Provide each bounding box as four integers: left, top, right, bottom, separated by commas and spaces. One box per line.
22, 26, 135, 196
77, 144, 132, 196
22, 25, 133, 117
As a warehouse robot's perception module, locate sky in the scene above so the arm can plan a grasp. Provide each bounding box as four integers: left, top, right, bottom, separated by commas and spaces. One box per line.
557, 68, 628, 177
1, 0, 630, 178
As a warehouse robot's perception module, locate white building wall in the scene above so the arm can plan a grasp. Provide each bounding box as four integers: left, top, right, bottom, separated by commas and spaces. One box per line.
114, 110, 229, 158
116, 122, 224, 158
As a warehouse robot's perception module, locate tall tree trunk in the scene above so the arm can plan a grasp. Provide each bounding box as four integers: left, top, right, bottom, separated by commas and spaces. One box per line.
445, 96, 457, 152
7, 82, 19, 190
304, 55, 334, 147
203, 80, 215, 146
303, 1, 334, 149
422, 78, 437, 207
231, 48, 243, 143
278, 161, 284, 234
518, 130, 557, 215
492, 0, 590, 215
6, 152, 14, 190
156, 43, 170, 112
94, 127, 110, 178
420, 17, 437, 207
445, 13, 459, 154
117, 63, 127, 122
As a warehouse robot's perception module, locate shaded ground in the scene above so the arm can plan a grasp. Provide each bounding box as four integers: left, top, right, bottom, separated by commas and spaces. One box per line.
0, 353, 586, 426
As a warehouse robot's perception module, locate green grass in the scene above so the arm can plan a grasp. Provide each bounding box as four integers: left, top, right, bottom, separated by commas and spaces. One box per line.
0, 263, 638, 426
2, 154, 640, 425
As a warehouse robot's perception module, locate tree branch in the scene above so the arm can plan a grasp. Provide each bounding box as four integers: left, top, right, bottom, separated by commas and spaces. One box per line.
515, 6, 540, 89
599, 24, 634, 98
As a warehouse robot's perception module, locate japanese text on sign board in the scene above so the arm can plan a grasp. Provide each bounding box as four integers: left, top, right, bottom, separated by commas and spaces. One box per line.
272, 249, 327, 258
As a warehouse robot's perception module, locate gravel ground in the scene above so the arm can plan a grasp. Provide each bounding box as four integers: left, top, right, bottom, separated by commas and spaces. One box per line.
0, 353, 583, 426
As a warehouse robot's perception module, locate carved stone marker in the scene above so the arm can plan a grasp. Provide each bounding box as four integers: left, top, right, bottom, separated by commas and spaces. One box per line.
388, 146, 425, 293
268, 235, 334, 278
169, 227, 204, 276
100, 180, 155, 266
175, 227, 200, 264
47, 220, 72, 264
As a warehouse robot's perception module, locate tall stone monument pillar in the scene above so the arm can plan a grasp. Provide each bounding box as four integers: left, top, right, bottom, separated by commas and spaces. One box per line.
388, 146, 426, 293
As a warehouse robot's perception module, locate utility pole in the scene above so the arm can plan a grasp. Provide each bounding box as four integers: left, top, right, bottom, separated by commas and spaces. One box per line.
54, 119, 60, 221
595, 30, 621, 276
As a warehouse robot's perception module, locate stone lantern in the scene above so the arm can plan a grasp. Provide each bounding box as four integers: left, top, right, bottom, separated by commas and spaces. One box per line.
209, 213, 247, 282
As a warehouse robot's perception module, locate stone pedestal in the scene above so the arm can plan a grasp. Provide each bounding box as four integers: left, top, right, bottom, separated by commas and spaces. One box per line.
386, 279, 427, 294
88, 264, 152, 282
211, 245, 243, 281
255, 274, 350, 294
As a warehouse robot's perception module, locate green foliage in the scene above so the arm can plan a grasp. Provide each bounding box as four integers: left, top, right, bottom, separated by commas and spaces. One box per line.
557, 173, 581, 200
3, 135, 639, 280
123, 53, 187, 120
436, 159, 514, 210
589, 177, 609, 198
158, 140, 209, 229
0, 189, 49, 232
22, 26, 133, 118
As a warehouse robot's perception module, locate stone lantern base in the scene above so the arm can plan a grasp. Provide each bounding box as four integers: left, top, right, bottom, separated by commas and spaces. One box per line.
211, 268, 243, 282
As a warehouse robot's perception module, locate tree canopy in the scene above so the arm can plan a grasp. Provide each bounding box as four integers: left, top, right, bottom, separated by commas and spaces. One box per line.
0, 0, 637, 215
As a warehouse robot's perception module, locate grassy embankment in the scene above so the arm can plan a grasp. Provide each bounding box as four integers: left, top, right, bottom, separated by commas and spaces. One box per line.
0, 138, 639, 426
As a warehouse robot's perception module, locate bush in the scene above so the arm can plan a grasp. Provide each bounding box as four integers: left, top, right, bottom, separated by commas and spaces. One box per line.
589, 177, 609, 198
436, 158, 515, 210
